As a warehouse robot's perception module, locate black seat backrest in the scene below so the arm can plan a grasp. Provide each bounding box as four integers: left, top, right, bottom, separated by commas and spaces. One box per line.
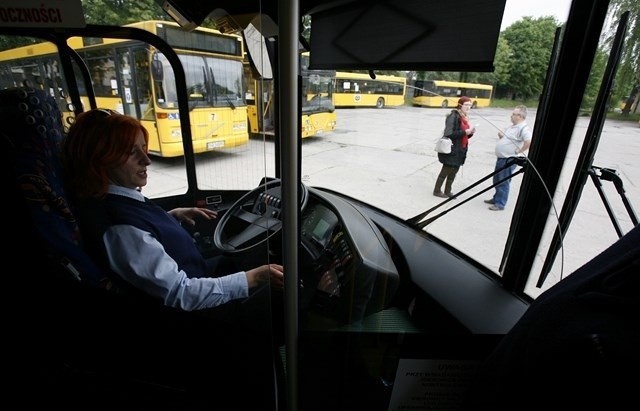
0, 86, 110, 288
1, 85, 197, 393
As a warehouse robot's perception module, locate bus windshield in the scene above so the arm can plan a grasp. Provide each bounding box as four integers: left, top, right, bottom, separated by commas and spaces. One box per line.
155, 52, 245, 109
302, 71, 334, 113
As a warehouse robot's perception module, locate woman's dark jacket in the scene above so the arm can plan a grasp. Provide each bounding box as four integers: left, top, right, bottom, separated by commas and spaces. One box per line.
438, 109, 473, 166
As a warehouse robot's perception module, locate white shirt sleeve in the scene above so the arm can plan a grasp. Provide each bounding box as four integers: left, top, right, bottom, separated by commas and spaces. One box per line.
103, 224, 248, 311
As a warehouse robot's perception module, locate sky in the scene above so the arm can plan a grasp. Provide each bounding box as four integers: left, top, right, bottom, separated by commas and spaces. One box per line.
500, 0, 573, 30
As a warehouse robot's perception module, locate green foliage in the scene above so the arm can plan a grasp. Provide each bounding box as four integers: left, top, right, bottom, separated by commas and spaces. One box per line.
82, 0, 166, 25
490, 37, 513, 90
0, 36, 38, 52
605, 0, 640, 114
500, 16, 559, 100
582, 49, 608, 110
490, 98, 540, 109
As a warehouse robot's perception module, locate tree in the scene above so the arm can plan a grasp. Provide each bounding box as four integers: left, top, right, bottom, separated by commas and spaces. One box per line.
81, 0, 166, 25
605, 0, 640, 114
0, 35, 37, 52
500, 16, 559, 100
582, 48, 608, 110
491, 37, 514, 99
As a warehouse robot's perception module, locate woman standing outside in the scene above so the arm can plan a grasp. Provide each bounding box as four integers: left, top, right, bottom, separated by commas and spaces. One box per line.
433, 96, 476, 198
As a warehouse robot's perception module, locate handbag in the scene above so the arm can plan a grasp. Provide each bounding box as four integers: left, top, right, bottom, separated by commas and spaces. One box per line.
434, 136, 452, 154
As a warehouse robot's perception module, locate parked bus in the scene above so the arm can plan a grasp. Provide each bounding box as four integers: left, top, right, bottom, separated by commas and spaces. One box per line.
333, 71, 406, 108
0, 20, 248, 157
2, 0, 637, 410
245, 51, 336, 138
412, 79, 493, 108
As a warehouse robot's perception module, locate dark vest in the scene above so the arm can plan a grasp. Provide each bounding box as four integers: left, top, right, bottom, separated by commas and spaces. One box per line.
76, 194, 208, 279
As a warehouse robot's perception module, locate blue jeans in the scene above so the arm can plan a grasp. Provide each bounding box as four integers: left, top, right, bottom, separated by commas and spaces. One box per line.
492, 157, 516, 209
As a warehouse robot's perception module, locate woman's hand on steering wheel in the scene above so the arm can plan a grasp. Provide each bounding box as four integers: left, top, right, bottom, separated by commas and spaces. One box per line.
169, 207, 218, 226
246, 264, 284, 289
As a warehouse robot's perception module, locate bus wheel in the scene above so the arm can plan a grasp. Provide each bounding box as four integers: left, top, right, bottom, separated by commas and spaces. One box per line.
441, 100, 449, 108
376, 97, 385, 109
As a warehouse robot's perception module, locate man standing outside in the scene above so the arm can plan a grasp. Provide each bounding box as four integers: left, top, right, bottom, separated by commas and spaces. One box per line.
484, 105, 532, 211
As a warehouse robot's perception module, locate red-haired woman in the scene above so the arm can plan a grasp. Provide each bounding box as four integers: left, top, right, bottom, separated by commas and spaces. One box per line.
62, 109, 284, 311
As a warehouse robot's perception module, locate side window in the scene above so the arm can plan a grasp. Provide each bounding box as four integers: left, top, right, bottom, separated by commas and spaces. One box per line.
83, 49, 117, 97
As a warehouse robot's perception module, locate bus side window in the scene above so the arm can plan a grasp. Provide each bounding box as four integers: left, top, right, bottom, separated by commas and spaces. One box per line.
85, 51, 117, 97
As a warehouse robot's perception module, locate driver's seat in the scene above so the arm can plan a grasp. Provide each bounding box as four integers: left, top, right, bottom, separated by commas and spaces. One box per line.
1, 86, 187, 404
1, 87, 110, 288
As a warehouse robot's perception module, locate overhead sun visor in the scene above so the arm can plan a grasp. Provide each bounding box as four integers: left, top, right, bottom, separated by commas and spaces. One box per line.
309, 0, 506, 72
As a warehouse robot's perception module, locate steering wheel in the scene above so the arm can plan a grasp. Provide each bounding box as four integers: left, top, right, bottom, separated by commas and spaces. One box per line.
213, 178, 309, 254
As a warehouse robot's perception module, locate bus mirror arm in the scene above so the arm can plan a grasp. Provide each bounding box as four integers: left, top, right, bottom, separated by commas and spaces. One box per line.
594, 167, 624, 192
588, 166, 639, 234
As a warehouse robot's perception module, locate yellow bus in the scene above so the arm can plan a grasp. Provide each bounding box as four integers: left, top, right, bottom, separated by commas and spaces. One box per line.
245, 51, 336, 139
0, 20, 248, 157
333, 71, 406, 108
412, 80, 493, 108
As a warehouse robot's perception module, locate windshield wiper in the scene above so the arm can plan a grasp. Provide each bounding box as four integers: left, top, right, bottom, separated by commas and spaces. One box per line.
208, 67, 235, 109
407, 157, 527, 228
202, 66, 214, 106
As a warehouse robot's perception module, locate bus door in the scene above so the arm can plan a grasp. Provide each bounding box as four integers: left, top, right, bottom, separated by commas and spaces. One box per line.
256, 78, 275, 136
246, 75, 275, 137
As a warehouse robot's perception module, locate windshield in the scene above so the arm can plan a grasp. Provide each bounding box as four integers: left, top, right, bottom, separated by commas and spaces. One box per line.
36, 0, 635, 303
301, 71, 334, 113
155, 52, 245, 109
293, 3, 638, 300
153, 0, 637, 300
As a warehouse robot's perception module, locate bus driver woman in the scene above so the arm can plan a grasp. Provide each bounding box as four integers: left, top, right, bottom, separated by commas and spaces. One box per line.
62, 109, 284, 311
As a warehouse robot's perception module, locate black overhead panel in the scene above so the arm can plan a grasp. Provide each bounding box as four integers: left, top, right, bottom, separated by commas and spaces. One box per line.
308, 0, 506, 71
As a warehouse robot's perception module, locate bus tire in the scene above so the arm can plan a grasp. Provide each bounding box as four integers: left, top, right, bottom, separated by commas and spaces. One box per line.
376, 97, 385, 109
441, 100, 449, 108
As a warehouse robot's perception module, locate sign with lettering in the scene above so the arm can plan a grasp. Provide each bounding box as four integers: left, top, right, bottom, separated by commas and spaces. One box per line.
388, 358, 480, 411
0, 0, 85, 28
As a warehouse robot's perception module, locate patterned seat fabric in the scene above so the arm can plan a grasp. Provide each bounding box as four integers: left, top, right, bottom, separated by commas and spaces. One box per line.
0, 87, 110, 288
